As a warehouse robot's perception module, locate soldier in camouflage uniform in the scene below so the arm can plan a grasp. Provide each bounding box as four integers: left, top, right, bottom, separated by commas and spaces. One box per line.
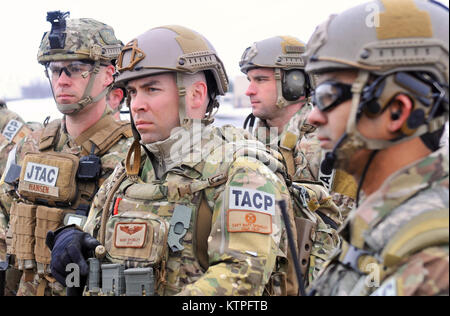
1, 102, 43, 296
305, 0, 449, 295
240, 36, 318, 182
46, 25, 296, 296
2, 12, 133, 296
238, 36, 349, 288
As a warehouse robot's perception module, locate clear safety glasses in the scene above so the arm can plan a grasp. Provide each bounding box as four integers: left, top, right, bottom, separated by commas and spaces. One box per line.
46, 61, 95, 81
312, 81, 353, 112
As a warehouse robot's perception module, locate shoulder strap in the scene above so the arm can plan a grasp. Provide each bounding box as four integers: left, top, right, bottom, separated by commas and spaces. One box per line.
337, 209, 449, 281
381, 209, 449, 268
75, 115, 133, 156
195, 192, 213, 271
38, 119, 62, 151
279, 148, 295, 178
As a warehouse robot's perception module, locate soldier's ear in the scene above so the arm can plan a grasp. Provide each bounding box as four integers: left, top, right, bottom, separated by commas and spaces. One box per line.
187, 80, 208, 110
103, 65, 116, 87
387, 94, 412, 133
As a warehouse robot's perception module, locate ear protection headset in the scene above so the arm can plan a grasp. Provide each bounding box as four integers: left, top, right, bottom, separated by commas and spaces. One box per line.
282, 69, 310, 101
358, 72, 441, 136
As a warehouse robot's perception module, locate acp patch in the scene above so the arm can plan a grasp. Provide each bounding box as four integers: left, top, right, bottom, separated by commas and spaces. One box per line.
2, 120, 23, 143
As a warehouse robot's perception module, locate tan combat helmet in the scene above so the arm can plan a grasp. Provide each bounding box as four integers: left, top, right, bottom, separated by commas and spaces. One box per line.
38, 11, 123, 115
304, 0, 449, 168
240, 36, 310, 108
116, 25, 229, 128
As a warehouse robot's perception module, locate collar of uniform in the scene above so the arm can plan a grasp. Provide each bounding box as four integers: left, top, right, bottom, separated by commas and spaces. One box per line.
62, 105, 113, 154
143, 119, 216, 175
350, 147, 449, 249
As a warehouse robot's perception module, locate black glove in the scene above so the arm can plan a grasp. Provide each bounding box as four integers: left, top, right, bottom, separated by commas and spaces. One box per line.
46, 225, 100, 288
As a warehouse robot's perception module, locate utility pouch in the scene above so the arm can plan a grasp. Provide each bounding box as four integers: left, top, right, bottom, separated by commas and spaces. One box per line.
105, 199, 170, 268
34, 205, 65, 269
18, 152, 79, 205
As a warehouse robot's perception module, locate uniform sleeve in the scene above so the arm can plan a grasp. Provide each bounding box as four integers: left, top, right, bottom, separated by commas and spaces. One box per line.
376, 246, 449, 296
178, 155, 291, 296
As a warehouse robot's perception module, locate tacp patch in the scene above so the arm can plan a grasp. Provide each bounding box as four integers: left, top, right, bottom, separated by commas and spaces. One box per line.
227, 210, 272, 234
228, 186, 275, 215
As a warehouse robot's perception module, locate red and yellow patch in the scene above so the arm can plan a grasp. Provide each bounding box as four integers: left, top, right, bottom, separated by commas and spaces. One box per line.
227, 210, 272, 234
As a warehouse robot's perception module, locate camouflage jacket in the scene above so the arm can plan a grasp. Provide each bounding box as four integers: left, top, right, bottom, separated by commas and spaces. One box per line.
309, 147, 449, 296
84, 121, 293, 296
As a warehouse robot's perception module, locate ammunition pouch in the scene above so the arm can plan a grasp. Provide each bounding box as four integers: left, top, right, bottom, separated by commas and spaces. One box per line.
9, 203, 36, 269
8, 202, 74, 274
86, 260, 155, 296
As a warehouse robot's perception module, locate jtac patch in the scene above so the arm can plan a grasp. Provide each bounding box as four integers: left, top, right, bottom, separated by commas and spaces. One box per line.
24, 162, 59, 187
2, 119, 23, 143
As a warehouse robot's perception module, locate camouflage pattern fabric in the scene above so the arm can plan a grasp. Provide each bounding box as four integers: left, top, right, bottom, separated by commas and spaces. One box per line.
249, 104, 343, 286
3, 107, 133, 296
84, 121, 294, 296
309, 147, 449, 296
38, 18, 122, 64
252, 102, 318, 182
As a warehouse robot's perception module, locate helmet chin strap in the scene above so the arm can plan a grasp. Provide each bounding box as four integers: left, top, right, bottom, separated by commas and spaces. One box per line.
176, 72, 190, 128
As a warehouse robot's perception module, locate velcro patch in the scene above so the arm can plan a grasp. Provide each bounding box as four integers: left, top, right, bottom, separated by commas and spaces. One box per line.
2, 120, 23, 143
227, 210, 272, 234
24, 162, 59, 187
229, 186, 275, 215
18, 181, 59, 198
114, 223, 147, 248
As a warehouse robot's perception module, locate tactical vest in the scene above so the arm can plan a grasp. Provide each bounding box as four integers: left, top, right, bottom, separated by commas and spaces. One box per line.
264, 126, 342, 292
92, 126, 294, 296
309, 193, 449, 296
8, 115, 132, 293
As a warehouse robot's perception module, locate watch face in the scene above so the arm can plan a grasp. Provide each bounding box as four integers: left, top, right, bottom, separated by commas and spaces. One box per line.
64, 214, 86, 227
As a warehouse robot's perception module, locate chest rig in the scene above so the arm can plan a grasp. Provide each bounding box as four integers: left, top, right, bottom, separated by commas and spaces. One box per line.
8, 115, 132, 289
91, 140, 228, 296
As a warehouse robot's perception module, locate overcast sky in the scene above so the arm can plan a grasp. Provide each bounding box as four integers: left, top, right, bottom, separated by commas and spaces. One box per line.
0, 0, 448, 99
